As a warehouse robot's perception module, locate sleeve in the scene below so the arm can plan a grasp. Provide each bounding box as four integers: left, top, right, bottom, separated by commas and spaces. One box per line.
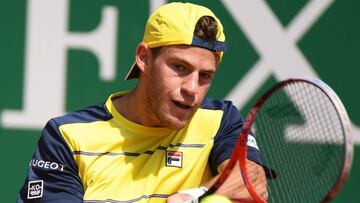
17, 119, 84, 203
209, 103, 264, 175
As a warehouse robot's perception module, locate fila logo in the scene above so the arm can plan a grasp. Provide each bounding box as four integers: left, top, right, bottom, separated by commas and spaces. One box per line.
27, 180, 44, 199
166, 151, 183, 168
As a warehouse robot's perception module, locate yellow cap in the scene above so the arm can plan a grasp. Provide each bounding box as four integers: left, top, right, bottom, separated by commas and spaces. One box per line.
125, 2, 227, 80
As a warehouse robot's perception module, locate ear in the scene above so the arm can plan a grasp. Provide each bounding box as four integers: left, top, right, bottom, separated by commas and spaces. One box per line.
135, 42, 150, 74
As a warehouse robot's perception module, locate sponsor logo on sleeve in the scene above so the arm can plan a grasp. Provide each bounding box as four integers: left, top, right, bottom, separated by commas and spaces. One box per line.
166, 151, 183, 168
29, 159, 65, 171
27, 180, 43, 199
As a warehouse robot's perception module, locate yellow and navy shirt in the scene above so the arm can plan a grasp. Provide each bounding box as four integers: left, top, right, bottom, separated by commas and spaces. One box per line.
17, 92, 263, 203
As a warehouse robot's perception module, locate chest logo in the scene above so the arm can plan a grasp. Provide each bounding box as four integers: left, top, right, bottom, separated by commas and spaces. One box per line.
166, 151, 183, 168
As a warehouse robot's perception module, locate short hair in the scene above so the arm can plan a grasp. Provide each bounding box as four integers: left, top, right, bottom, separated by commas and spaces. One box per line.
194, 15, 219, 41
151, 15, 219, 57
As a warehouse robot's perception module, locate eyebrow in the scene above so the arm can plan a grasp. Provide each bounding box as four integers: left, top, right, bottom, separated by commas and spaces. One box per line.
171, 57, 217, 74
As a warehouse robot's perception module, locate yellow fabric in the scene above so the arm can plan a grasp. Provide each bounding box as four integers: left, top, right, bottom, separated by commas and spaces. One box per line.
60, 92, 224, 202
143, 2, 226, 60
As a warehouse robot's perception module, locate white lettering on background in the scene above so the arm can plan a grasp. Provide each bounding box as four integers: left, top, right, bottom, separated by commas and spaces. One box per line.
1, 0, 118, 129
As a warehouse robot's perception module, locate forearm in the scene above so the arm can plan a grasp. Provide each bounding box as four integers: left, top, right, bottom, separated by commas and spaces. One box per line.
201, 159, 268, 200
167, 159, 268, 202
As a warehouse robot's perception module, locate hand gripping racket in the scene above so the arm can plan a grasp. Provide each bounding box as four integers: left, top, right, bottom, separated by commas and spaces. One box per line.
201, 77, 353, 203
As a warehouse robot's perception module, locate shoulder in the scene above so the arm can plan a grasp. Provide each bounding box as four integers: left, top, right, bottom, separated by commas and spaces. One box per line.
200, 96, 235, 111
200, 97, 242, 121
52, 103, 113, 126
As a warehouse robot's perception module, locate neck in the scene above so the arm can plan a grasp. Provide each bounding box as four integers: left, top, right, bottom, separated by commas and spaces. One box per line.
112, 87, 161, 127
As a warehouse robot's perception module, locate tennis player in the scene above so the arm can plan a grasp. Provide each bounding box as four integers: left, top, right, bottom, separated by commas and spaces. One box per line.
17, 2, 267, 203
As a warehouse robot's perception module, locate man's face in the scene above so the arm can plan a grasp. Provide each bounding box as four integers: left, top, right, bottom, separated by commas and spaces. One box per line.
142, 45, 218, 130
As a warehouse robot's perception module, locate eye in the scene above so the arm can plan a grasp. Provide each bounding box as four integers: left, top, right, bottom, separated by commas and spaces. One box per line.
199, 72, 213, 82
171, 64, 188, 76
174, 64, 185, 72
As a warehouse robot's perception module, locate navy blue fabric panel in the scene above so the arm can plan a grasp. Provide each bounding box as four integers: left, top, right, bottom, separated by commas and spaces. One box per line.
55, 103, 112, 126
202, 97, 264, 175
191, 36, 228, 52
17, 197, 83, 203
17, 119, 83, 202
200, 96, 230, 110
247, 145, 264, 165
208, 100, 243, 175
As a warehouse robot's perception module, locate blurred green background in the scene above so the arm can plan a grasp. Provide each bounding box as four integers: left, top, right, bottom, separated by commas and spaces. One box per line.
0, 0, 359, 202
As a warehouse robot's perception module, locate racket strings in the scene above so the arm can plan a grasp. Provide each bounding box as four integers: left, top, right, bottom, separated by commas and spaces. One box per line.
305, 83, 344, 180
272, 84, 305, 202
281, 83, 313, 201
252, 81, 346, 203
259, 84, 309, 202
259, 88, 300, 203
274, 83, 313, 202
311, 85, 345, 198
256, 89, 296, 200
311, 86, 345, 194
293, 83, 343, 200
303, 84, 332, 199
295, 83, 334, 199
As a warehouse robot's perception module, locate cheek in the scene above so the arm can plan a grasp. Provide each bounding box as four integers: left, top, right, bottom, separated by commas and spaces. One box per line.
147, 70, 172, 106
150, 67, 181, 95
197, 85, 211, 100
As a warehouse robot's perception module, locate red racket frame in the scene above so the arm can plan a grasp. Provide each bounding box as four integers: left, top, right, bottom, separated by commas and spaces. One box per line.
211, 78, 353, 203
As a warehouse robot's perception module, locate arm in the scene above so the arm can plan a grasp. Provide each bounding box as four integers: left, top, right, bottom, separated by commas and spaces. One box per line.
205, 103, 268, 199
210, 159, 268, 200
17, 119, 84, 203
167, 159, 267, 202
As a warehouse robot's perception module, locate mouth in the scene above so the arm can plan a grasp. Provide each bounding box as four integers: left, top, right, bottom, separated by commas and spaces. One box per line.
172, 100, 194, 110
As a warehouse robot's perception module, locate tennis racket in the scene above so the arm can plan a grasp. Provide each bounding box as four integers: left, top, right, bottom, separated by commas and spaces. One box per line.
201, 77, 353, 203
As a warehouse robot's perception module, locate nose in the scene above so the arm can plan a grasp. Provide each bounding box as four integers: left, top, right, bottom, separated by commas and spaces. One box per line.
181, 72, 199, 96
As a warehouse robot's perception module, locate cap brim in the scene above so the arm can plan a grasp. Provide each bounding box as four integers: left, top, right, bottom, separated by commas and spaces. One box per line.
125, 61, 141, 80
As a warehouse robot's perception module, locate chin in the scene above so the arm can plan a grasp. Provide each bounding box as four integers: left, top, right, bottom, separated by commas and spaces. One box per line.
164, 117, 189, 130
159, 109, 195, 130
167, 121, 187, 130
